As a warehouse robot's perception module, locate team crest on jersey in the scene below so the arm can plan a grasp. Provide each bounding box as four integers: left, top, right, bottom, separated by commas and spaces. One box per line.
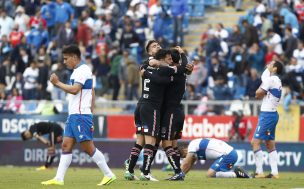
227, 163, 233, 169
265, 130, 271, 136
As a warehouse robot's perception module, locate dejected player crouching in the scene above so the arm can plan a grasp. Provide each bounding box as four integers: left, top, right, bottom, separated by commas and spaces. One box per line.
180, 138, 251, 179
21, 121, 63, 170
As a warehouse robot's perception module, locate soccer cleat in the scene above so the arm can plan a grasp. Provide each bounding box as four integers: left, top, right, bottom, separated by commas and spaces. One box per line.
139, 173, 159, 181
265, 173, 279, 179
36, 166, 47, 171
234, 167, 251, 178
41, 178, 64, 186
166, 171, 185, 181
97, 175, 117, 186
252, 173, 265, 178
124, 171, 139, 180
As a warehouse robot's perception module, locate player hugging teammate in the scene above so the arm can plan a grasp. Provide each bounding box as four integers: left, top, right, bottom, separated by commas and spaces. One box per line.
124, 40, 193, 181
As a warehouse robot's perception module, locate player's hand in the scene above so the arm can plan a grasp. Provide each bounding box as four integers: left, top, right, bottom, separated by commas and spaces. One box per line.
149, 59, 160, 67
50, 73, 60, 86
186, 64, 194, 73
175, 46, 184, 54
140, 69, 145, 77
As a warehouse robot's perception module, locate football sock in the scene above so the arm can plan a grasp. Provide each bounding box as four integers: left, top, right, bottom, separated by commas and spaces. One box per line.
45, 155, 56, 168
55, 152, 72, 182
254, 149, 264, 174
268, 150, 279, 175
151, 143, 159, 164
164, 146, 181, 174
142, 144, 154, 175
91, 148, 114, 178
174, 147, 181, 170
127, 144, 143, 173
216, 172, 236, 178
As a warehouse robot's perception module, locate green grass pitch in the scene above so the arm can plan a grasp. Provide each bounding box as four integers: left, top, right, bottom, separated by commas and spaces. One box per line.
0, 167, 303, 189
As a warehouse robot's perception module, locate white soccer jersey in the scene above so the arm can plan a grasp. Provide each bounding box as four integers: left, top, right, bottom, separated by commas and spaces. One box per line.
188, 138, 233, 160
68, 63, 93, 115
260, 71, 282, 112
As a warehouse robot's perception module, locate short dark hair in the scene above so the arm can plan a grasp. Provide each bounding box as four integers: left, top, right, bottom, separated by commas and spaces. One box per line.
273, 61, 284, 75
62, 45, 81, 59
145, 40, 158, 53
154, 49, 170, 60
21, 131, 28, 141
170, 49, 180, 63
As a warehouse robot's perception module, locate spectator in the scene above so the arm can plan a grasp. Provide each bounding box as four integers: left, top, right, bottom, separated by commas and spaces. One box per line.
14, 6, 30, 33
284, 26, 298, 60
242, 19, 259, 48
47, 39, 62, 64
0, 9, 14, 38
227, 25, 243, 48
210, 55, 228, 83
283, 86, 292, 111
228, 110, 252, 141
293, 40, 304, 68
187, 56, 208, 94
264, 28, 283, 55
120, 24, 140, 50
9, 24, 24, 48
81, 9, 95, 30
272, 13, 284, 37
77, 18, 92, 48
23, 61, 39, 100
260, 13, 273, 41
16, 47, 32, 73
27, 23, 49, 51
109, 50, 122, 100
214, 23, 229, 40
119, 49, 131, 99
41, 0, 57, 38
245, 68, 261, 99
0, 90, 7, 113
55, 0, 74, 31
171, 0, 187, 46
28, 11, 47, 29
230, 44, 246, 76
0, 34, 12, 63
3, 88, 23, 114
246, 43, 265, 73
51, 63, 69, 100
93, 53, 111, 97
126, 59, 139, 100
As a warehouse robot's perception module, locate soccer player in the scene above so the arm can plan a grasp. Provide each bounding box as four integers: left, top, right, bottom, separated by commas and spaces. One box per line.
180, 138, 250, 178
21, 121, 63, 171
251, 61, 283, 179
124, 40, 162, 181
160, 47, 191, 180
41, 45, 116, 186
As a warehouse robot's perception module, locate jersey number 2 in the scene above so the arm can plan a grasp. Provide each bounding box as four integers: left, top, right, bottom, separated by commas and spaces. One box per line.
144, 79, 150, 91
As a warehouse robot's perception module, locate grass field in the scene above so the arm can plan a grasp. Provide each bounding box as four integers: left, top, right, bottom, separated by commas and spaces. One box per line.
0, 166, 303, 189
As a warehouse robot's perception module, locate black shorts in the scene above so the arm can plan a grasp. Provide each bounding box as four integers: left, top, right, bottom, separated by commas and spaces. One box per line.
139, 104, 161, 137
134, 103, 142, 134
160, 106, 185, 140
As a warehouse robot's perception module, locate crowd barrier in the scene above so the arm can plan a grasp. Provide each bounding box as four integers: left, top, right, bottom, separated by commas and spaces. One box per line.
0, 140, 303, 172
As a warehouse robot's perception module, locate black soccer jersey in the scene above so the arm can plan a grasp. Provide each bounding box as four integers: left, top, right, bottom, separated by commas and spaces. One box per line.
29, 122, 63, 144
163, 53, 188, 107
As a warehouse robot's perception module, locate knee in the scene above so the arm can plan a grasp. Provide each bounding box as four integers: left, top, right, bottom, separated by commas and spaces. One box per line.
61, 143, 71, 153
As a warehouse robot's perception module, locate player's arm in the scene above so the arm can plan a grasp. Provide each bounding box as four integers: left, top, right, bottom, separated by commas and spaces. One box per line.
142, 70, 173, 84
50, 73, 82, 95
255, 87, 267, 99
181, 153, 196, 174
34, 133, 50, 146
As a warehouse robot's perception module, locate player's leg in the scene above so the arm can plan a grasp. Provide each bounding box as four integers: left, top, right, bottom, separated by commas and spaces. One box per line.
41, 136, 75, 185
265, 140, 279, 178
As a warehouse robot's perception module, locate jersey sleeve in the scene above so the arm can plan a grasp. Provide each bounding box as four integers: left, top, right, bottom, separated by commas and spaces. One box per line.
261, 68, 270, 82
187, 140, 198, 154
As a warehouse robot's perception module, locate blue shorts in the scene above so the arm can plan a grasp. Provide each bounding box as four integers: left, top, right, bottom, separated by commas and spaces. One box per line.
254, 111, 279, 140
210, 150, 238, 172
64, 114, 94, 143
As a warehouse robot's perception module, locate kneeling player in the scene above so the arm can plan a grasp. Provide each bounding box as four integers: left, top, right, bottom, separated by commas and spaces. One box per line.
21, 121, 63, 170
180, 138, 250, 178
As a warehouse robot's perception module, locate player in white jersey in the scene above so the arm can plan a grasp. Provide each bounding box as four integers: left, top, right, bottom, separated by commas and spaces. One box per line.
251, 60, 283, 179
41, 45, 116, 186
180, 138, 250, 178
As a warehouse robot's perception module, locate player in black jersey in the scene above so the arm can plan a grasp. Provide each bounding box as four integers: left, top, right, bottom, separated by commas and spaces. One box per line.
160, 47, 191, 180
21, 122, 63, 170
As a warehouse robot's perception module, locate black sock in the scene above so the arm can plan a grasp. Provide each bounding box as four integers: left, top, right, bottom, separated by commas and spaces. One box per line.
150, 143, 159, 164
127, 144, 143, 173
142, 144, 154, 175
174, 147, 181, 171
164, 146, 181, 174
45, 155, 56, 168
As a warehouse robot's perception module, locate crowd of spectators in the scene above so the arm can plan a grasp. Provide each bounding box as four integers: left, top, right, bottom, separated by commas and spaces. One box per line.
0, 0, 189, 114
186, 0, 304, 115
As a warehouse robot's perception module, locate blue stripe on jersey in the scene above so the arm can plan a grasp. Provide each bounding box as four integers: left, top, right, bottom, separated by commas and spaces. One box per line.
82, 79, 93, 89
269, 88, 281, 99
70, 79, 74, 85
196, 139, 210, 160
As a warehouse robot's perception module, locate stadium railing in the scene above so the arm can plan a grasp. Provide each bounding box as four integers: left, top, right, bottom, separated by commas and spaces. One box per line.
0, 100, 263, 116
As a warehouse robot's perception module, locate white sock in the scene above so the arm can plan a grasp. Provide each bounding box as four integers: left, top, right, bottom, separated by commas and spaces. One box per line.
55, 153, 72, 182
269, 150, 279, 175
254, 149, 264, 174
215, 172, 236, 178
92, 148, 114, 178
